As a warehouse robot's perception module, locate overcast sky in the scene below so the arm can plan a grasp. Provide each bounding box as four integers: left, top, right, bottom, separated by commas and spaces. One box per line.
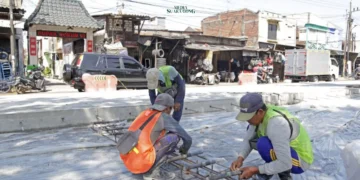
22, 0, 360, 40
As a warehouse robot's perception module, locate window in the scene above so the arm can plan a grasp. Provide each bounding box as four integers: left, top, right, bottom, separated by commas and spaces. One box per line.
80, 54, 106, 69
331, 59, 338, 66
268, 23, 277, 40
123, 57, 142, 69
107, 57, 121, 69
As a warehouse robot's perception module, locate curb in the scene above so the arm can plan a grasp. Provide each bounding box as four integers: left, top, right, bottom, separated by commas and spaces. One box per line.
0, 92, 304, 133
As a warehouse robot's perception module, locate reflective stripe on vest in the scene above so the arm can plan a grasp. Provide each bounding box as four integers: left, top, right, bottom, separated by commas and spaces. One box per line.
120, 109, 162, 174
256, 105, 314, 165
157, 66, 183, 93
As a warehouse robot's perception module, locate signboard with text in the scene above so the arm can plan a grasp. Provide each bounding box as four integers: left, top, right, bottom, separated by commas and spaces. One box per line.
87, 40, 93, 52
37, 30, 87, 39
30, 37, 36, 56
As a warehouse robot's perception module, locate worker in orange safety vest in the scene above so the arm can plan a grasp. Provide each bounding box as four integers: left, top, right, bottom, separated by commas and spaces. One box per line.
118, 93, 192, 180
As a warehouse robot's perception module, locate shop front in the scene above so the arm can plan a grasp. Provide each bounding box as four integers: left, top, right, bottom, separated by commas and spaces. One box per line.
25, 0, 100, 72
185, 43, 259, 83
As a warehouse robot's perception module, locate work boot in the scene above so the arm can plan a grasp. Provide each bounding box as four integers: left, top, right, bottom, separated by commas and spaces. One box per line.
143, 167, 176, 180
278, 170, 292, 180
253, 174, 273, 180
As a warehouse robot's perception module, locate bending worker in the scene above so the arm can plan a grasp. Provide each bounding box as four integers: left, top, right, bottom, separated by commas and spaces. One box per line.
118, 93, 192, 180
231, 93, 313, 180
146, 66, 185, 121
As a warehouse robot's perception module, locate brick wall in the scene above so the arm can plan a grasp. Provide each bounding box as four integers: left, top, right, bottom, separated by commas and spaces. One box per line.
202, 9, 259, 47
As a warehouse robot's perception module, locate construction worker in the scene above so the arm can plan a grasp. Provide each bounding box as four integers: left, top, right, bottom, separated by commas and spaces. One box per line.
146, 66, 185, 122
230, 93, 313, 180
118, 93, 192, 180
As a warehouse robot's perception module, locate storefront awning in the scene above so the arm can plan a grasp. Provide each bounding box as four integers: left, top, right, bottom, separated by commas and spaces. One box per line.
185, 43, 258, 52
330, 49, 359, 61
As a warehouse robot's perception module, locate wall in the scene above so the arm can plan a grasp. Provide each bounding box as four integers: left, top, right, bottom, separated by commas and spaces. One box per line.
142, 17, 166, 30
28, 25, 94, 65
188, 35, 247, 47
289, 13, 343, 51
258, 11, 296, 47
201, 9, 259, 47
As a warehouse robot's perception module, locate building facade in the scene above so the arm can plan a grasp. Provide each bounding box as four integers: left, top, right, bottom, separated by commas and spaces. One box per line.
201, 9, 297, 50
92, 13, 150, 58
0, 0, 25, 76
25, 0, 101, 79
289, 13, 343, 51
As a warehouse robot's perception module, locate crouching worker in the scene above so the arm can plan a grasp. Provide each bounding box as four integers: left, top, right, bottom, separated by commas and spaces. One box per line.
117, 93, 192, 180
231, 93, 313, 180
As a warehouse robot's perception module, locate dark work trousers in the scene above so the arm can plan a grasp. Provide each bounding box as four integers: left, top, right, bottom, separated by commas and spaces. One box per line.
273, 62, 285, 81
147, 133, 180, 173
172, 99, 184, 122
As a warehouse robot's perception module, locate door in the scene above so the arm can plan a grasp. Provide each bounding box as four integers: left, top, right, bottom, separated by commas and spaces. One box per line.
104, 56, 126, 78
331, 58, 339, 79
285, 51, 296, 75
120, 56, 147, 88
295, 51, 306, 76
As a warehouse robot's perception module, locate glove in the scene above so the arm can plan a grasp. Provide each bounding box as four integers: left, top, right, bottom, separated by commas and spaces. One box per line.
179, 146, 188, 155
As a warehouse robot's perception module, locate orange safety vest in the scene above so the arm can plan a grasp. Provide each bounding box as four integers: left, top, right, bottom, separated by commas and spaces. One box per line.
120, 109, 164, 174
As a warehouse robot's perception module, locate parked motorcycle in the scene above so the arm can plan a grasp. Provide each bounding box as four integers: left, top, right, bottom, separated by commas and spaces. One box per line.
14, 66, 46, 94
188, 67, 220, 85
355, 73, 360, 80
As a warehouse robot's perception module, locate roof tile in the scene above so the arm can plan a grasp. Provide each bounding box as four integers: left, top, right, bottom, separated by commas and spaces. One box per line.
26, 0, 100, 29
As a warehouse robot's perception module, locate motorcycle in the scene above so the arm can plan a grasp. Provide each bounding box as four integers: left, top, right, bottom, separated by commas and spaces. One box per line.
189, 67, 220, 85
14, 66, 46, 94
355, 72, 360, 80
189, 68, 206, 85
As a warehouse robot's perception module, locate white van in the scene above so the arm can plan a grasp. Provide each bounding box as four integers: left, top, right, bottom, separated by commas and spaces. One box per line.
284, 49, 339, 82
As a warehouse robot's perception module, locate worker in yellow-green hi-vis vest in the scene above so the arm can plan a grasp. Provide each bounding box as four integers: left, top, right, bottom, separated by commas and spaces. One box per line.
146, 66, 185, 122
231, 93, 314, 180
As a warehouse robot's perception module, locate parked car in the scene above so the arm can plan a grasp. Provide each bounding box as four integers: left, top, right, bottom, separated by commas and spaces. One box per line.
63, 53, 148, 92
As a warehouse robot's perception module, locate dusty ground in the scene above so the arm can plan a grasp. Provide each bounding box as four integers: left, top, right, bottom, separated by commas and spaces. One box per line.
1, 81, 360, 180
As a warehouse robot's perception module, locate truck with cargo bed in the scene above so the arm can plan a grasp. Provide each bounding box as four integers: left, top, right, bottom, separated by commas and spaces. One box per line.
284, 49, 339, 82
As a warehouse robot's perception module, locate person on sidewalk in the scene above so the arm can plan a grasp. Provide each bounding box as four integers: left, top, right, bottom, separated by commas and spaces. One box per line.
146, 66, 186, 122
230, 93, 313, 180
118, 93, 192, 180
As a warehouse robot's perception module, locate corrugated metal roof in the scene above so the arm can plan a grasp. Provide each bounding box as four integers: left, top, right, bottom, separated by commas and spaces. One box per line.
140, 31, 189, 39
26, 0, 100, 29
92, 12, 151, 19
0, 0, 23, 9
185, 43, 258, 51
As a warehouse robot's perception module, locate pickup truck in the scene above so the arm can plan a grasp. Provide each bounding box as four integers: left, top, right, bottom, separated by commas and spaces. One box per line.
284, 49, 339, 82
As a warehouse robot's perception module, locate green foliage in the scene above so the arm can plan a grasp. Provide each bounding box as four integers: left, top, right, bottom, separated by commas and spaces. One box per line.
43, 67, 52, 77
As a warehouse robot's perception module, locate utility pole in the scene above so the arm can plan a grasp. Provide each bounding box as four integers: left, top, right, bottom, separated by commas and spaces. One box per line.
344, 1, 360, 76
241, 9, 246, 36
9, 0, 17, 76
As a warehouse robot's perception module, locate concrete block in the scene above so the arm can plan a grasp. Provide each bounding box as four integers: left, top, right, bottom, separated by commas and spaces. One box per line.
341, 140, 360, 180
0, 108, 97, 133
0, 92, 304, 133
97, 105, 148, 121
346, 88, 360, 98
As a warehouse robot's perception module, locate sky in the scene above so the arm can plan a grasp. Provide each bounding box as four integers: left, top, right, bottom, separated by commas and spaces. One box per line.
22, 0, 360, 40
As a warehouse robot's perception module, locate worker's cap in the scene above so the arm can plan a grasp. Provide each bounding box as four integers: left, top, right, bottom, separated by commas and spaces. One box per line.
151, 93, 175, 111
236, 93, 264, 121
146, 68, 160, 90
